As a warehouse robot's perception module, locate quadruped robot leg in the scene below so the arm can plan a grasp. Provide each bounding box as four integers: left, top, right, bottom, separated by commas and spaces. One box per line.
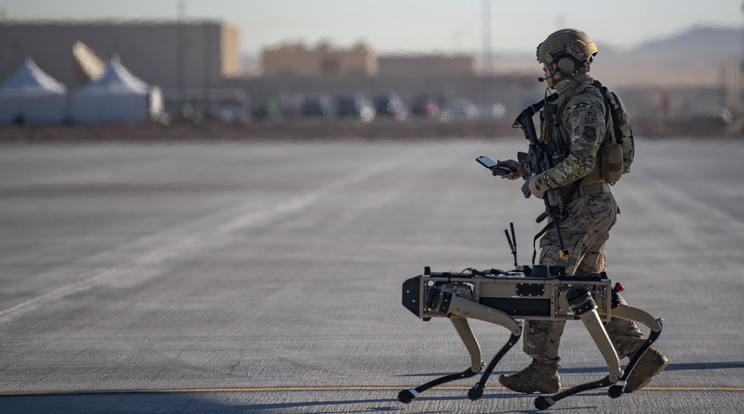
534, 286, 664, 410
398, 281, 522, 404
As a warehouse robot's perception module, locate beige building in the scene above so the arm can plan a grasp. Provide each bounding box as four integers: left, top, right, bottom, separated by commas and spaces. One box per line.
0, 20, 241, 90
260, 42, 477, 79
262, 42, 377, 78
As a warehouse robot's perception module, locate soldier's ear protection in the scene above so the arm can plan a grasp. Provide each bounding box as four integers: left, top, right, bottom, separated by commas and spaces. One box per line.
539, 56, 585, 83
556, 54, 594, 77
556, 57, 577, 75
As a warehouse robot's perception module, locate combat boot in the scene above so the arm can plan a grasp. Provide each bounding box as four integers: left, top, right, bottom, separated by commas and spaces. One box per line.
624, 347, 668, 393
498, 359, 561, 394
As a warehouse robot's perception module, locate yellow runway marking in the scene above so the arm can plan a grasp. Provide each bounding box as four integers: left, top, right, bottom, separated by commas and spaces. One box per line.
1, 385, 743, 396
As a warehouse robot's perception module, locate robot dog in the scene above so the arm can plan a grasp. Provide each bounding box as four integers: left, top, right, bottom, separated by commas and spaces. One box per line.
398, 230, 663, 410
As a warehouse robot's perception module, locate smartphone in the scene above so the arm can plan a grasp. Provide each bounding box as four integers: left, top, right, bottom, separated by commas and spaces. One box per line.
476, 155, 512, 176
476, 155, 497, 169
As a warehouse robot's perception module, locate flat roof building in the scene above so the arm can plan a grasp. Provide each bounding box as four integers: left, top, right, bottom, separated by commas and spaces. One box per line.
262, 42, 378, 78
0, 20, 241, 90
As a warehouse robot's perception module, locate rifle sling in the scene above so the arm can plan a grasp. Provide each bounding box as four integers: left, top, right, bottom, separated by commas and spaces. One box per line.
531, 179, 581, 265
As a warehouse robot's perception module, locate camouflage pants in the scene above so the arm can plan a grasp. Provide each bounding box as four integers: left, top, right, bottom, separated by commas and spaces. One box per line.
524, 192, 645, 362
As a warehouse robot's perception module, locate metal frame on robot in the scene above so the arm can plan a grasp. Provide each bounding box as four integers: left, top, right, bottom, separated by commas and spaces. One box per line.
398, 265, 663, 410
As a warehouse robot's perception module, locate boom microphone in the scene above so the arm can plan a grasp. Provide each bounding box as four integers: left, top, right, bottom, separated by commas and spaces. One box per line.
538, 67, 569, 83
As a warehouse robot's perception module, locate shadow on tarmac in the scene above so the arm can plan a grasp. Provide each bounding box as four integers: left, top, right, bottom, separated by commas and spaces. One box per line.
1, 362, 741, 413
397, 361, 744, 378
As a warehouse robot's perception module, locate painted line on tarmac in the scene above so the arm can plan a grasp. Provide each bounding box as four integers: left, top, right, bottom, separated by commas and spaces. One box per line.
2, 385, 743, 396
0, 151, 411, 320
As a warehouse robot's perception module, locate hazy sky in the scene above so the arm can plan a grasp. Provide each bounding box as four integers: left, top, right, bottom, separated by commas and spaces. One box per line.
3, 0, 743, 55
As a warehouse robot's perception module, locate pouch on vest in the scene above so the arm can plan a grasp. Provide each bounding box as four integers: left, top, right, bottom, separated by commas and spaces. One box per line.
598, 140, 623, 184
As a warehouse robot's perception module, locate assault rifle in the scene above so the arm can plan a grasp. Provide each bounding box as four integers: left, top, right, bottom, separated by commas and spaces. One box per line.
512, 96, 570, 262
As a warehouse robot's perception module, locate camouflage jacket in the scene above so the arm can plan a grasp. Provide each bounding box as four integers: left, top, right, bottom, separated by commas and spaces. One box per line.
531, 74, 608, 192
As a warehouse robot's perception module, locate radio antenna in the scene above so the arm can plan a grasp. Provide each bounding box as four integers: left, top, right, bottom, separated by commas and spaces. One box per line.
504, 222, 518, 267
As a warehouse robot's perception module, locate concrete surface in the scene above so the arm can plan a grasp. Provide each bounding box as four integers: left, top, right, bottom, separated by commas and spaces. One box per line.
0, 137, 742, 413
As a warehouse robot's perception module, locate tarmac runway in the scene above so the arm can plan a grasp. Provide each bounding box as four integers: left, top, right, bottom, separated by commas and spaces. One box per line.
0, 137, 742, 413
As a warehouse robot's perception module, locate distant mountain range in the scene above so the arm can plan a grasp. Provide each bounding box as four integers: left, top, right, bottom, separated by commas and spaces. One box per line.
619, 25, 740, 65
493, 25, 743, 88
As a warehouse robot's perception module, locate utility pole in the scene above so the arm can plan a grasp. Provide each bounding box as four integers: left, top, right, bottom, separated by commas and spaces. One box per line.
481, 0, 492, 74
177, 0, 186, 115
738, 0, 744, 114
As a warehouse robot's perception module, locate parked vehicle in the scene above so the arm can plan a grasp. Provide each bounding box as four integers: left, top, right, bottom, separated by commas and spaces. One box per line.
439, 98, 479, 122
478, 102, 507, 119
373, 92, 408, 120
693, 106, 733, 125
336, 93, 376, 122
410, 95, 439, 118
278, 94, 303, 119
251, 98, 280, 121
301, 94, 336, 119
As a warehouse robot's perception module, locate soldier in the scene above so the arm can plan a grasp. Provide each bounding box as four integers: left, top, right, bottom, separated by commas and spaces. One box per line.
497, 28, 668, 394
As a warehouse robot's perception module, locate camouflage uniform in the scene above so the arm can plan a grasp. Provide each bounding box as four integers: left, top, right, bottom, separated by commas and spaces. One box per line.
522, 73, 645, 363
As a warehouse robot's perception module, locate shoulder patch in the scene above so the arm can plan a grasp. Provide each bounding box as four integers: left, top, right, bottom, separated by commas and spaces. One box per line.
579, 110, 598, 141
580, 110, 598, 127
582, 125, 597, 141
567, 102, 592, 111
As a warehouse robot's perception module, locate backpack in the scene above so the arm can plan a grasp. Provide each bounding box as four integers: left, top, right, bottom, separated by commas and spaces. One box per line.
594, 81, 634, 183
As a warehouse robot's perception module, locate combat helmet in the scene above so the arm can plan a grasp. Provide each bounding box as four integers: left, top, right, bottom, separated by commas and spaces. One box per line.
536, 28, 597, 75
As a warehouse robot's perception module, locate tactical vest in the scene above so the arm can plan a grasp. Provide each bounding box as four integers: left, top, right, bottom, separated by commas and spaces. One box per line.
540, 79, 633, 187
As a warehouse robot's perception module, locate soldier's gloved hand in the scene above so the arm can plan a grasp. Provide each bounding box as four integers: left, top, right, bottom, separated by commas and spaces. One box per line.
497, 159, 523, 180
529, 176, 546, 199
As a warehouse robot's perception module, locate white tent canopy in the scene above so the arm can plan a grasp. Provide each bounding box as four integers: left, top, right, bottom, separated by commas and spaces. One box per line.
0, 58, 68, 124
70, 56, 162, 124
